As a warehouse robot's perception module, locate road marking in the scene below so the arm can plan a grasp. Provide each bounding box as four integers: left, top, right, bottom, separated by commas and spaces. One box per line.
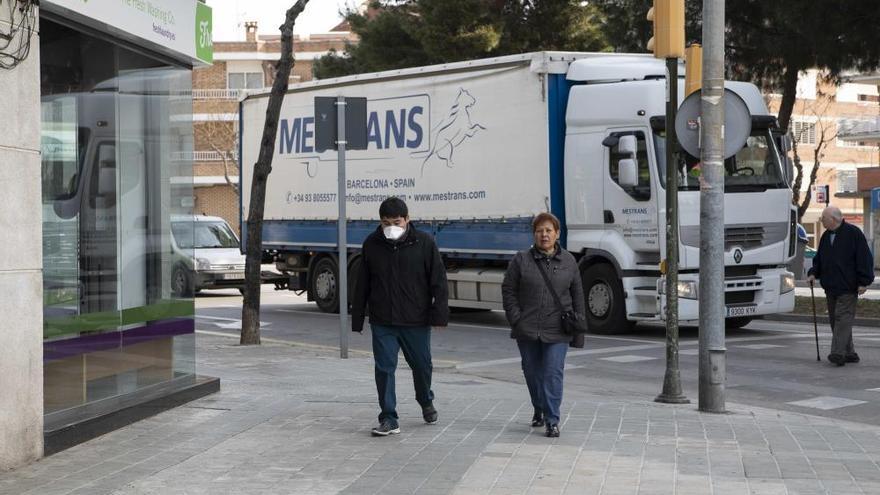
196, 314, 271, 329
735, 344, 785, 350
867, 388, 880, 392
455, 343, 665, 369
787, 396, 868, 410
679, 349, 700, 355
599, 355, 658, 363
564, 364, 583, 370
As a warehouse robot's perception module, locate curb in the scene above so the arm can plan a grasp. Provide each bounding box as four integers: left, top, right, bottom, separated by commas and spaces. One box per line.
764, 313, 880, 328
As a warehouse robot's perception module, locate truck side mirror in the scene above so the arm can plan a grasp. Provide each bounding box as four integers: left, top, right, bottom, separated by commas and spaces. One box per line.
619, 158, 638, 187
618, 135, 637, 157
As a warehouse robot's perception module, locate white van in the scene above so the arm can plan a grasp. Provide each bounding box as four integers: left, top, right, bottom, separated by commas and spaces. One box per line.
171, 215, 246, 296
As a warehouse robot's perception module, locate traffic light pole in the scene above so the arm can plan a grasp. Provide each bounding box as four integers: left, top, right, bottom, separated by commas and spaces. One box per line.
656, 57, 689, 405
698, 0, 726, 413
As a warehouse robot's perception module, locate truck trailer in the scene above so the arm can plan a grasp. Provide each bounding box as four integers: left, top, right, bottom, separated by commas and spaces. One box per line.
239, 52, 797, 334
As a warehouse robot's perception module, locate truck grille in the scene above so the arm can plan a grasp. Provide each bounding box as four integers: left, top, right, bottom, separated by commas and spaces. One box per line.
725, 226, 764, 249
681, 222, 789, 251
725, 290, 755, 305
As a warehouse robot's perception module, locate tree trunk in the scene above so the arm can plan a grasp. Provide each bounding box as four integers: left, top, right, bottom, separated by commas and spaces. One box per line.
241, 0, 311, 345
791, 144, 804, 219
776, 66, 800, 133
798, 130, 827, 221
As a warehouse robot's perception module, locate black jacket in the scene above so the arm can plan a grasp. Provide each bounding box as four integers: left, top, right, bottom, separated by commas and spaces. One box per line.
501, 245, 586, 344
351, 224, 449, 332
808, 220, 874, 296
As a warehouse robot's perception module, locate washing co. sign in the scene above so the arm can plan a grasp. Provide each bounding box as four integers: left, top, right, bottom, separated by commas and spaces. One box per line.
43, 0, 213, 65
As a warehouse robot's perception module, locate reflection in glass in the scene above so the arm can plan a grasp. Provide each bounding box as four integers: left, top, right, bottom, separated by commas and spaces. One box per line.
40, 19, 196, 420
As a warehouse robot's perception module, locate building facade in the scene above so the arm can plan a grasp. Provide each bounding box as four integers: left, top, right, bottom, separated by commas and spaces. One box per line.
1, 0, 213, 470
767, 70, 880, 246
191, 23, 354, 233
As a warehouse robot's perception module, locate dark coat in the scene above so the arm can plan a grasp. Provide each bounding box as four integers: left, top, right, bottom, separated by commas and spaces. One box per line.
808, 220, 874, 296
351, 223, 449, 332
501, 245, 586, 345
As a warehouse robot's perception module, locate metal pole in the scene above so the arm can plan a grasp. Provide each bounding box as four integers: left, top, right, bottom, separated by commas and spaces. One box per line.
657, 57, 688, 404
337, 96, 349, 359
698, 0, 726, 412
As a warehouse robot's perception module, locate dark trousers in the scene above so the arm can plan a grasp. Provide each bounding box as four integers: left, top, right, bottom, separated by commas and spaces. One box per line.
827, 293, 857, 356
517, 339, 568, 425
371, 324, 434, 426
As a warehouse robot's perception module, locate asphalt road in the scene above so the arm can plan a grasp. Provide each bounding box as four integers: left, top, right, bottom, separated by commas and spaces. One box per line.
196, 287, 880, 427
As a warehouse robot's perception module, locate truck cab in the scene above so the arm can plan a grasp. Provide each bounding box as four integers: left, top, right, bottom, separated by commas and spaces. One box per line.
563, 56, 797, 334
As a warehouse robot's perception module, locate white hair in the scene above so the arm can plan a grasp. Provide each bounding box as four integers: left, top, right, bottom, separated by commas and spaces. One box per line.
823, 206, 843, 222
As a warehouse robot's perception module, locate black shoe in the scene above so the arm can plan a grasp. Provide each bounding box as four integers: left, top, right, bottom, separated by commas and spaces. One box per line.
422, 404, 438, 425
845, 353, 860, 363
545, 423, 560, 438
827, 354, 846, 366
531, 410, 545, 428
371, 420, 400, 436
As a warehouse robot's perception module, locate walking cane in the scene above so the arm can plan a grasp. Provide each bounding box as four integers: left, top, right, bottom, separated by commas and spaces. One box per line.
809, 280, 821, 361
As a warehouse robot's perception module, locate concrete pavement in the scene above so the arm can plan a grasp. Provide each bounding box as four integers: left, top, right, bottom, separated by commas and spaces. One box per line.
3, 333, 880, 494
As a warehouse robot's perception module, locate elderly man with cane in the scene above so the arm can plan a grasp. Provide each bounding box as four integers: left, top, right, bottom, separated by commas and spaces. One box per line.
807, 206, 875, 366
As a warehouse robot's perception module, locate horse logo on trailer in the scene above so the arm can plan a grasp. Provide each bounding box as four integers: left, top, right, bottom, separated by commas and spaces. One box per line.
421, 88, 486, 175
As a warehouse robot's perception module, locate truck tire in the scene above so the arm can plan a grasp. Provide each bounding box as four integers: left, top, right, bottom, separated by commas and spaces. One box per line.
311, 257, 339, 313
725, 317, 753, 329
581, 263, 634, 335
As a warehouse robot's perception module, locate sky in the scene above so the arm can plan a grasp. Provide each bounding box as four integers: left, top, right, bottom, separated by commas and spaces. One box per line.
207, 0, 356, 41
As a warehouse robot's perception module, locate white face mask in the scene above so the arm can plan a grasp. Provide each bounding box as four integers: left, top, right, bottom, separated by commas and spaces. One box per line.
383, 225, 406, 240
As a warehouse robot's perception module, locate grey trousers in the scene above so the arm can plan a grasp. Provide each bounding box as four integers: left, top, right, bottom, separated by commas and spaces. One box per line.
827, 293, 857, 356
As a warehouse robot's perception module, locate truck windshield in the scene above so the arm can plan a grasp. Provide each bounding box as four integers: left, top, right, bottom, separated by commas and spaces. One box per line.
173, 222, 240, 249
653, 126, 787, 191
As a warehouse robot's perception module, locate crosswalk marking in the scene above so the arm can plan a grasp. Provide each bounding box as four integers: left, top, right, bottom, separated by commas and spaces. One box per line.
787, 396, 867, 410
736, 344, 786, 350
600, 355, 658, 363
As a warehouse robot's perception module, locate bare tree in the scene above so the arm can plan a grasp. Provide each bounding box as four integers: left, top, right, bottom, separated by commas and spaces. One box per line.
193, 109, 239, 195
789, 88, 837, 224
241, 0, 311, 345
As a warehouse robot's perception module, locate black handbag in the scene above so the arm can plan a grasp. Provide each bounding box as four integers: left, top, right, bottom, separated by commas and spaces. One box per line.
532, 254, 588, 335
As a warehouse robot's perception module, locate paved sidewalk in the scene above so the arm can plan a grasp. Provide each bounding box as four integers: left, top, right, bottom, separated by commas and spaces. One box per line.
3, 334, 880, 495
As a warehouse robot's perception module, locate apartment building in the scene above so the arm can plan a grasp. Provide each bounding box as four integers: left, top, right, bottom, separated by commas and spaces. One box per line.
767, 70, 880, 246
192, 22, 354, 233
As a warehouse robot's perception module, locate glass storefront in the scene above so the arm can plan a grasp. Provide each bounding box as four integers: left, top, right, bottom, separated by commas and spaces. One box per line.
39, 18, 196, 425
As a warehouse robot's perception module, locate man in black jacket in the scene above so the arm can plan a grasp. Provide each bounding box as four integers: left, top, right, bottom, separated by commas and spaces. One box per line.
352, 197, 449, 436
808, 206, 875, 366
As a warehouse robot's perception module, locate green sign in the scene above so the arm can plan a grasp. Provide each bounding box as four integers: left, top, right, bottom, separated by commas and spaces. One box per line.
195, 2, 213, 64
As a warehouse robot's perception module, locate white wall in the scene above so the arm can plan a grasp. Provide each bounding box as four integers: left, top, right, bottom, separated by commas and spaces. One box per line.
0, 9, 43, 470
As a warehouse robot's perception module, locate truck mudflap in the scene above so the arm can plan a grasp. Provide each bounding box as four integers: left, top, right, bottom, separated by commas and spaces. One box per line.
660, 268, 796, 322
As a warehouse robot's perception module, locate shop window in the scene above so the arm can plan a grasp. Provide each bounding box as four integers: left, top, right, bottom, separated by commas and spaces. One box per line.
40, 18, 196, 422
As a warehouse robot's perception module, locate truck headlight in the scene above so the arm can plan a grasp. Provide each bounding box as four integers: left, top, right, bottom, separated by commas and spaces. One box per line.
780, 272, 795, 294
196, 258, 211, 270
658, 280, 698, 299
677, 281, 698, 299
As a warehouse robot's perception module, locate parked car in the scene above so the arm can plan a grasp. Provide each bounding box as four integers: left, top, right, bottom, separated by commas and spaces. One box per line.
171, 215, 246, 296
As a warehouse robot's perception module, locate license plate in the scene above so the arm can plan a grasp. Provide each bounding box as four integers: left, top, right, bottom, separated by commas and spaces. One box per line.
726, 305, 757, 318
221, 272, 244, 280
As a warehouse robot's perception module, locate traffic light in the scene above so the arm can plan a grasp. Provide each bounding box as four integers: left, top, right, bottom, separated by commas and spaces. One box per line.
685, 43, 702, 95
647, 0, 685, 59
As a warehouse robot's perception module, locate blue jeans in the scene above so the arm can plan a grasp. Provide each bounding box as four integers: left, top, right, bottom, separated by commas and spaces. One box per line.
517, 339, 568, 425
371, 324, 434, 426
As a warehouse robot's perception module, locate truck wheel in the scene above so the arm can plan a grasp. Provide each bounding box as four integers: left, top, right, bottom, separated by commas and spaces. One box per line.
311, 257, 339, 313
172, 266, 193, 298
725, 317, 753, 329
581, 263, 634, 335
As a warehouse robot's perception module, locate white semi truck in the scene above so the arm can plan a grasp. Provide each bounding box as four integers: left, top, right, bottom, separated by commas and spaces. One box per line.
239, 52, 797, 334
